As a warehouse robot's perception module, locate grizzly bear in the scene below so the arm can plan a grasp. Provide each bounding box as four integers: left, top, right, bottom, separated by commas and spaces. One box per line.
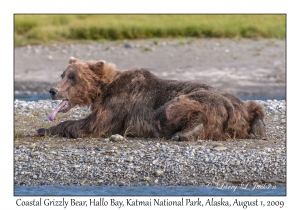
37, 57, 266, 141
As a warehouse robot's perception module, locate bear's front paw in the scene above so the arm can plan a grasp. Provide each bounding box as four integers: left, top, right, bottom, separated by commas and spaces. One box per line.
37, 128, 48, 136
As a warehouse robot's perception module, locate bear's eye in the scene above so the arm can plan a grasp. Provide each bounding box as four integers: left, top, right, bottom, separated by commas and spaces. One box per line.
68, 74, 75, 80
68, 73, 77, 84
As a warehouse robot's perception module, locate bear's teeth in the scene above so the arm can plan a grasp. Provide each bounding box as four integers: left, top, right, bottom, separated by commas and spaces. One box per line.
59, 101, 69, 111
48, 100, 68, 122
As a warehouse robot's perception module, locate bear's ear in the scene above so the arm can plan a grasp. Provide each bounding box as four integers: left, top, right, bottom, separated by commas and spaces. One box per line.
90, 60, 105, 75
94, 60, 105, 69
69, 57, 77, 64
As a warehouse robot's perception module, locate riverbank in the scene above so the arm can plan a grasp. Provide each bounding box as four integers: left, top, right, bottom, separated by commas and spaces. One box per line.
14, 99, 286, 187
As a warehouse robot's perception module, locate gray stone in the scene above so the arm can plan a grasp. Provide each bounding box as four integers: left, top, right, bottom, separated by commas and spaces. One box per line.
144, 177, 151, 181
213, 146, 227, 151
155, 170, 164, 177
127, 156, 134, 162
109, 134, 124, 142
124, 42, 133, 48
28, 144, 36, 149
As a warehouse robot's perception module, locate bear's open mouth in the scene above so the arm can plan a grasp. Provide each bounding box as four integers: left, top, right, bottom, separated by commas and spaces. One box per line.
48, 100, 69, 122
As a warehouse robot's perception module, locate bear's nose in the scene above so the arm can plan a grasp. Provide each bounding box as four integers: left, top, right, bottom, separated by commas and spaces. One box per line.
49, 87, 58, 98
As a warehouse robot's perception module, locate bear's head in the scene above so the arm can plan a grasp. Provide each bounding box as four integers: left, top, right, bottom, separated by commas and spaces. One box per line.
48, 57, 116, 121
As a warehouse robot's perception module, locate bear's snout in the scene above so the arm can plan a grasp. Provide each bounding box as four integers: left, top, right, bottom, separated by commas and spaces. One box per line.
49, 87, 58, 99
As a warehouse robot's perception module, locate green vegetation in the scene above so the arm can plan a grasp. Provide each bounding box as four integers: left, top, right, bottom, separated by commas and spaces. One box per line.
14, 14, 286, 46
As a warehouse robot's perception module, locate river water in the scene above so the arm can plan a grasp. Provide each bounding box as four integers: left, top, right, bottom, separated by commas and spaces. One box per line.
14, 185, 286, 196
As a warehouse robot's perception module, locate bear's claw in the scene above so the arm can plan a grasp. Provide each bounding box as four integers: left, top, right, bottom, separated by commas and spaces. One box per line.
37, 128, 47, 136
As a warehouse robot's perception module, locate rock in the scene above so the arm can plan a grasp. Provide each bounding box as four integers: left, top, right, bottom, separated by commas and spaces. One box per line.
144, 177, 151, 181
109, 134, 124, 142
126, 156, 134, 162
265, 148, 272, 153
155, 170, 164, 177
213, 143, 223, 147
124, 42, 133, 48
28, 143, 36, 149
213, 146, 227, 151
245, 144, 255, 149
49, 151, 57, 155
32, 151, 40, 156
152, 159, 158, 165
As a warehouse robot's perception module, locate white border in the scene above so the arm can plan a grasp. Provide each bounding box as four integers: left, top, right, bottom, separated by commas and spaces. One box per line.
4, 0, 299, 208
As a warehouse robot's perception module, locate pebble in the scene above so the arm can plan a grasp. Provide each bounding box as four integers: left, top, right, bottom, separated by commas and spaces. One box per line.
213, 146, 227, 151
109, 134, 124, 142
32, 151, 40, 156
154, 170, 164, 177
124, 42, 133, 48
144, 177, 151, 181
27, 143, 36, 148
127, 156, 134, 162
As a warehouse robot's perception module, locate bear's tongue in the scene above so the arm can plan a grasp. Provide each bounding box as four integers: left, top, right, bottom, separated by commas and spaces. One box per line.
48, 100, 69, 122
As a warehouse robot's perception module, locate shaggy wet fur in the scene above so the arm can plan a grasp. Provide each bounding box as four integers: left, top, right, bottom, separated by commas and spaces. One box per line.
37, 57, 266, 140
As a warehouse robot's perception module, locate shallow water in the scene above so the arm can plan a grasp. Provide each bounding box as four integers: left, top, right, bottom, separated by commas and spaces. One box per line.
14, 185, 286, 196
14, 93, 51, 101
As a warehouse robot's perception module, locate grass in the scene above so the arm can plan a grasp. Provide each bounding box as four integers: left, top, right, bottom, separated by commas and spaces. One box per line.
14, 14, 286, 46
123, 126, 134, 140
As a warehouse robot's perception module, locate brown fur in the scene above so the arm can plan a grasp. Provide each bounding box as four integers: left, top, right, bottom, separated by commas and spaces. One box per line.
37, 58, 266, 140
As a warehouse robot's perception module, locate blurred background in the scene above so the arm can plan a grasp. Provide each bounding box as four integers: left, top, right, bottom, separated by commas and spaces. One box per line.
14, 14, 286, 101
14, 14, 285, 46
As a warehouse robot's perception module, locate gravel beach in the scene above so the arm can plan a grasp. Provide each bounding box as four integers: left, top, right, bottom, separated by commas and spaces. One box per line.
14, 99, 286, 187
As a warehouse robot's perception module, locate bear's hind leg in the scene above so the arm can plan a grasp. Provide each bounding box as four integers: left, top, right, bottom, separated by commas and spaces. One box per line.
153, 96, 207, 141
